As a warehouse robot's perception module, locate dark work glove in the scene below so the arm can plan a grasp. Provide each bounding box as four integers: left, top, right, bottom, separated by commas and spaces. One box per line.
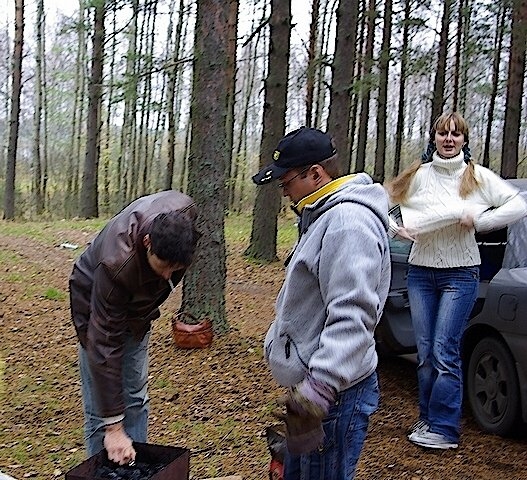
274, 375, 336, 455
286, 375, 337, 418
274, 407, 325, 455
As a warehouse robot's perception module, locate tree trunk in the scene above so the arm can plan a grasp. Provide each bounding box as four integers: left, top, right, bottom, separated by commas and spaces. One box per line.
3, 0, 24, 220
458, 0, 472, 112
229, 22, 260, 211
136, 4, 150, 198
501, 0, 527, 178
224, 0, 239, 205
177, 114, 191, 191
374, 0, 392, 183
393, 0, 411, 178
181, 0, 231, 332
118, 0, 139, 208
327, 0, 359, 173
356, 0, 376, 173
346, 0, 364, 172
66, 0, 87, 219
314, 0, 335, 128
172, 6, 192, 192
452, 0, 465, 111
143, 2, 157, 196
305, 0, 320, 127
32, 0, 44, 216
245, 0, 291, 263
483, 1, 506, 168
165, 0, 185, 190
102, 4, 117, 215
430, 0, 451, 127
41, 23, 48, 213
80, 0, 105, 218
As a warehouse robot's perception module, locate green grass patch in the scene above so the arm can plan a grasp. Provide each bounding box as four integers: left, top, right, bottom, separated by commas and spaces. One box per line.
6, 272, 24, 282
0, 214, 294, 249
225, 213, 253, 243
9, 444, 30, 464
42, 287, 67, 301
260, 400, 278, 417
168, 419, 187, 433
0, 250, 23, 263
0, 218, 106, 245
154, 377, 171, 389
277, 212, 299, 247
225, 212, 297, 250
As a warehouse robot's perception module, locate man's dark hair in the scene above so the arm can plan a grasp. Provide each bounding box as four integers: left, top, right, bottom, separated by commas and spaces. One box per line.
149, 211, 200, 266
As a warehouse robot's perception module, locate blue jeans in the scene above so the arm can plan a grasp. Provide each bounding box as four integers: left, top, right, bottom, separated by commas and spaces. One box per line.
78, 331, 150, 456
284, 372, 379, 480
407, 265, 479, 442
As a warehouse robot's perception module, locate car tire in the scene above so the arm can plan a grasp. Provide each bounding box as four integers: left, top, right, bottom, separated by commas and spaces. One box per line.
466, 337, 521, 436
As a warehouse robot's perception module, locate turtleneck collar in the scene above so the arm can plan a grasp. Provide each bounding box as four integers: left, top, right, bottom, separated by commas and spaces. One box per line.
431, 151, 466, 177
293, 174, 358, 214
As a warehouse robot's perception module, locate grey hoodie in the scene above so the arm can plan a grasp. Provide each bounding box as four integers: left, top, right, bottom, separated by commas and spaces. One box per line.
264, 173, 391, 392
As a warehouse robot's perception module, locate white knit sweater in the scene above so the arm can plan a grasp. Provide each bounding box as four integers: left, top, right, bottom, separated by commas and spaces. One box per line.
399, 152, 527, 268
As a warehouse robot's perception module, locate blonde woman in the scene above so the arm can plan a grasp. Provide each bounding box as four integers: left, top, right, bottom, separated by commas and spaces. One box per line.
385, 112, 527, 449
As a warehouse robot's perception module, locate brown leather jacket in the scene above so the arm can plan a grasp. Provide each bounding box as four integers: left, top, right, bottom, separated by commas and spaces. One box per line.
69, 190, 197, 418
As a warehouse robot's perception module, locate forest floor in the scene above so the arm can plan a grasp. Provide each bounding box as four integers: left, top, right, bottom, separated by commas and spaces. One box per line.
0, 225, 527, 480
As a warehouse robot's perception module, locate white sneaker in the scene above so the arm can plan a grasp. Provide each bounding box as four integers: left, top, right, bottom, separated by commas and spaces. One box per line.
407, 419, 429, 436
408, 430, 458, 450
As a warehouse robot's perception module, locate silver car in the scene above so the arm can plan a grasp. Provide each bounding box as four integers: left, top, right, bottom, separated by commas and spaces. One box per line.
376, 179, 527, 436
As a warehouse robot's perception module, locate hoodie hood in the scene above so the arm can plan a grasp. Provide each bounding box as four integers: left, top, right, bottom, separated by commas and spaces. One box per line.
297, 172, 390, 236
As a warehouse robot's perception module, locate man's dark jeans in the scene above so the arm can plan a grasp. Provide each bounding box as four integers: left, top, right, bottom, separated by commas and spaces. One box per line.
284, 372, 379, 480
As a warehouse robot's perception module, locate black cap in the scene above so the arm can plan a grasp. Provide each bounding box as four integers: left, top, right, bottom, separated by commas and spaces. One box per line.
252, 127, 337, 185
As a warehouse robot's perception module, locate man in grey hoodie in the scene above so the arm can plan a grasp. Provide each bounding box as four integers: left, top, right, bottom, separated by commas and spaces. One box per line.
253, 127, 391, 480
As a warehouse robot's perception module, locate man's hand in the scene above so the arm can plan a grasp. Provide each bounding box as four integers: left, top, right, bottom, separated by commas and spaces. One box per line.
286, 375, 336, 418
104, 422, 136, 466
274, 407, 325, 455
273, 376, 336, 455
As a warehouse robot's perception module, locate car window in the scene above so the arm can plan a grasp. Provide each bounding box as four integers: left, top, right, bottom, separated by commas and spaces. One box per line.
389, 237, 411, 256
503, 214, 527, 268
388, 204, 412, 256
502, 189, 527, 269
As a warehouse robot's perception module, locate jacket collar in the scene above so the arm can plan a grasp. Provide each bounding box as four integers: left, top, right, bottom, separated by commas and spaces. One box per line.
293, 174, 358, 214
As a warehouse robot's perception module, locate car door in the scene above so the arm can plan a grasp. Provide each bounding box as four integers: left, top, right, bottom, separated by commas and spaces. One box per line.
375, 237, 416, 355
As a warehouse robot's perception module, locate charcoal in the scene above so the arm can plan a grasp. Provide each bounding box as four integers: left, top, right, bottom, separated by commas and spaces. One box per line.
95, 462, 165, 480
65, 442, 189, 480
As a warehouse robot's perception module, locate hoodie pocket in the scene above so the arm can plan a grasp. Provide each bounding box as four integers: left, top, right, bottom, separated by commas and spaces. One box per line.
283, 334, 309, 368
267, 333, 309, 386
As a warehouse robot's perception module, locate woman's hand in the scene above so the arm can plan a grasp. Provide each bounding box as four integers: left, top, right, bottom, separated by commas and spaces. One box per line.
396, 226, 417, 242
459, 213, 475, 229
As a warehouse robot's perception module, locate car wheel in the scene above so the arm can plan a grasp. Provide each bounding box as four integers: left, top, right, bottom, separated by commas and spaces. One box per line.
466, 337, 521, 436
